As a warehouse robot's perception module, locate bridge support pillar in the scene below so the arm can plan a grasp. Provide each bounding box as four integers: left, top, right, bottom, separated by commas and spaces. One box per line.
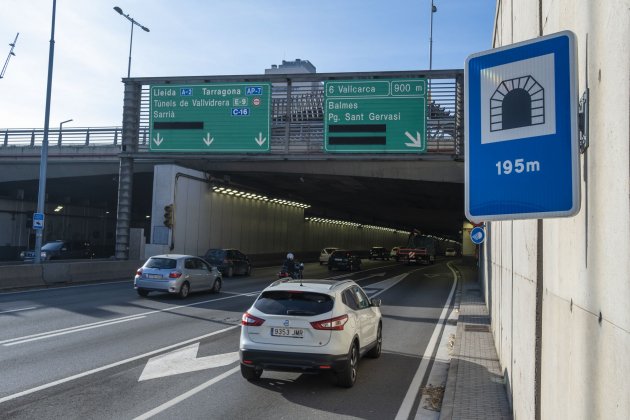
115, 81, 141, 260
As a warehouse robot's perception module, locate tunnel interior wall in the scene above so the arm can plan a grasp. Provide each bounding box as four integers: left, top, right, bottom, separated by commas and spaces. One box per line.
145, 164, 408, 261
485, 1, 630, 419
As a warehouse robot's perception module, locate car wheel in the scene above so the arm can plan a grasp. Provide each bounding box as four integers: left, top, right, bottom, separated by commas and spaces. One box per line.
241, 364, 262, 381
337, 341, 359, 388
328, 265, 333, 271
367, 324, 382, 358
137, 289, 149, 297
320, 261, 324, 265
178, 282, 190, 299
211, 278, 222, 293
227, 266, 234, 277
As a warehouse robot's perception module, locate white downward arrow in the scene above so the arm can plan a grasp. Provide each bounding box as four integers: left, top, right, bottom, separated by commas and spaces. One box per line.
153, 133, 164, 146
404, 131, 423, 148
255, 132, 267, 146
138, 343, 239, 381
203, 133, 214, 146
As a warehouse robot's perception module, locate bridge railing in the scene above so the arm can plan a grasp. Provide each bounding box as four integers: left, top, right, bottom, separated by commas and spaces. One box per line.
1, 126, 124, 147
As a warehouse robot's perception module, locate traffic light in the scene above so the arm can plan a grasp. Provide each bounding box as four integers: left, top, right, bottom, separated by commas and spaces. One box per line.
163, 204, 174, 228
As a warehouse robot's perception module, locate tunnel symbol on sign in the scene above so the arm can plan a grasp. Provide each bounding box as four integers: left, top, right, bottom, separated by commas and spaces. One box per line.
490, 76, 545, 131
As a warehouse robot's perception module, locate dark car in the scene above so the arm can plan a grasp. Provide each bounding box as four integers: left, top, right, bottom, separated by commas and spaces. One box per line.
20, 240, 93, 262
202, 248, 252, 277
328, 250, 362, 272
369, 246, 390, 260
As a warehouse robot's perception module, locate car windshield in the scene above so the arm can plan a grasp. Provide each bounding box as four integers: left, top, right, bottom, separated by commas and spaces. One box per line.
324, 248, 336, 253
145, 258, 177, 269
204, 249, 226, 261
254, 291, 334, 316
42, 242, 64, 251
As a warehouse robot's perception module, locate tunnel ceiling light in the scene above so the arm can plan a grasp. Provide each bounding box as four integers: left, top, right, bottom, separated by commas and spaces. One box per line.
54, 205, 63, 212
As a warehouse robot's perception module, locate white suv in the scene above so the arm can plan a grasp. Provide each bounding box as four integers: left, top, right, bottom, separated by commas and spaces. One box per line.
239, 279, 382, 387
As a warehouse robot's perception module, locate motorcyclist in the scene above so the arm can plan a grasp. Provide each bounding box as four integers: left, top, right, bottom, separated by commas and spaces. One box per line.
283, 252, 297, 276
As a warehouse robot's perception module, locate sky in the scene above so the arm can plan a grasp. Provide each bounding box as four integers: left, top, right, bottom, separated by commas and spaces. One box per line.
0, 0, 496, 128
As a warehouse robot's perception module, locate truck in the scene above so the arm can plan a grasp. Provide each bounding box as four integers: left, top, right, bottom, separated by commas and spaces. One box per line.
397, 231, 436, 265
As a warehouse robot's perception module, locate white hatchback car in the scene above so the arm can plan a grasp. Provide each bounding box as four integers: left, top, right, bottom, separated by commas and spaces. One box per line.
318, 247, 339, 265
239, 279, 382, 387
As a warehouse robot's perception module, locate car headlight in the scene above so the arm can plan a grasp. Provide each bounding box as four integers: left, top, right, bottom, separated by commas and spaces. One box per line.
20, 251, 25, 258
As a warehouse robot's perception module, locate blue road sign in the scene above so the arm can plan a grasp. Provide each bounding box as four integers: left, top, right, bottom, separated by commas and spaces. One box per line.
470, 227, 486, 244
33, 212, 44, 230
465, 31, 580, 222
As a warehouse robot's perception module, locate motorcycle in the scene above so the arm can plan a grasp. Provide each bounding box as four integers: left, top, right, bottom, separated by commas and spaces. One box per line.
277, 262, 304, 280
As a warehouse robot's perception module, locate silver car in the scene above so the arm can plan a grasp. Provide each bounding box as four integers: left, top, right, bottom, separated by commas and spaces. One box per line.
134, 254, 222, 298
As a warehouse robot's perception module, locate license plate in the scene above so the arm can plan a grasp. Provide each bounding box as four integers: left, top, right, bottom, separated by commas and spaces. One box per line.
271, 327, 304, 338
146, 274, 162, 279
334, 258, 342, 261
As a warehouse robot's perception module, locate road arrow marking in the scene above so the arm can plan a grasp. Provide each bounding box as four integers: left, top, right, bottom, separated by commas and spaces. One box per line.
255, 132, 267, 146
139, 343, 239, 381
404, 131, 423, 148
203, 133, 214, 146
153, 133, 164, 147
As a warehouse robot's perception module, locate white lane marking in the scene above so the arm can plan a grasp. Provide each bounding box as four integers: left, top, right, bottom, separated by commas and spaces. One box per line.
0, 325, 240, 404
0, 280, 132, 295
0, 290, 258, 346
134, 366, 240, 420
4, 316, 146, 346
139, 344, 239, 381
394, 262, 458, 420
0, 306, 38, 314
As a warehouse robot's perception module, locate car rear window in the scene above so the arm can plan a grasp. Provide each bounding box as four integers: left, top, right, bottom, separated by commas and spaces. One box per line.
145, 258, 177, 269
204, 249, 226, 261
254, 291, 334, 316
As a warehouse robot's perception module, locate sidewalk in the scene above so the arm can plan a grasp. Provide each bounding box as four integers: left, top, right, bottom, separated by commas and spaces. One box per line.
439, 262, 512, 420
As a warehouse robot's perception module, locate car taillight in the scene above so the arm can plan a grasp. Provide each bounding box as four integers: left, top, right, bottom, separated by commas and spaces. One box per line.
311, 314, 348, 331
241, 312, 265, 326
136, 268, 143, 276
169, 271, 182, 278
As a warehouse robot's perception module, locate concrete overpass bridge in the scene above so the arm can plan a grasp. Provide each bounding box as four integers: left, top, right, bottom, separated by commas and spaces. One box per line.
0, 70, 465, 260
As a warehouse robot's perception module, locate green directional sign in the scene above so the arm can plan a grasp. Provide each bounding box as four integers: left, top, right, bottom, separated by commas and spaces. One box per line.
324, 79, 427, 153
149, 83, 271, 152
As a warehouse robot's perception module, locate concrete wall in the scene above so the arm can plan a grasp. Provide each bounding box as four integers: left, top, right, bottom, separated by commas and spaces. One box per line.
144, 164, 408, 259
0, 260, 144, 290
485, 1, 630, 419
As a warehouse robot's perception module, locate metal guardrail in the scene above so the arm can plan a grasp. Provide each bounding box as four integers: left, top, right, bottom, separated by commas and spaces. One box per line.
2, 70, 463, 157
1, 126, 123, 147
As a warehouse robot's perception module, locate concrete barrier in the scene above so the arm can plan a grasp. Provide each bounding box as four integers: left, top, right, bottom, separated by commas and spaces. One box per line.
0, 260, 145, 291
0, 264, 44, 289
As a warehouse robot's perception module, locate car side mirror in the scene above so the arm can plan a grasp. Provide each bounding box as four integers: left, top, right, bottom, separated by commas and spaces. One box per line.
371, 298, 382, 307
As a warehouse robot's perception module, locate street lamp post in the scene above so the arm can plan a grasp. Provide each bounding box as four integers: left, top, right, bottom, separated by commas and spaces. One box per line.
429, 0, 437, 71
113, 6, 150, 78
57, 118, 72, 146
33, 0, 58, 264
